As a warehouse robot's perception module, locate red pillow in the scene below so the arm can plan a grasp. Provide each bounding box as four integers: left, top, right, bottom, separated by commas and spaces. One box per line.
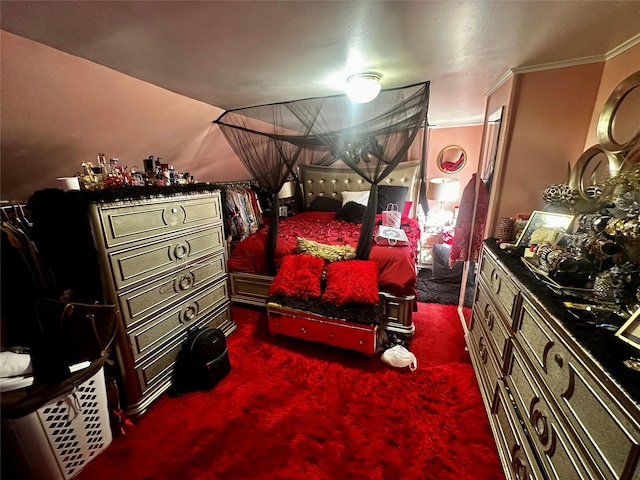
269, 254, 325, 300
322, 260, 379, 306
403, 201, 412, 217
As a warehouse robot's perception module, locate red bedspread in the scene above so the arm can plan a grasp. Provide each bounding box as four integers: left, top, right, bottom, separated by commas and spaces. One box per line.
227, 212, 421, 298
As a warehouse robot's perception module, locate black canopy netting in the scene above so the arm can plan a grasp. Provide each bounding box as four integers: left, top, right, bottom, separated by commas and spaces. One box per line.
213, 81, 430, 275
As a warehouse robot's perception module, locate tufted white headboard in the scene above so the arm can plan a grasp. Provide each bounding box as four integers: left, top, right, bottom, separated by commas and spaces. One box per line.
298, 161, 421, 218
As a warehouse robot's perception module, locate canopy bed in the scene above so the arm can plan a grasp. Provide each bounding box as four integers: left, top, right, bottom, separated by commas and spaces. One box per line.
213, 82, 431, 335
227, 161, 422, 334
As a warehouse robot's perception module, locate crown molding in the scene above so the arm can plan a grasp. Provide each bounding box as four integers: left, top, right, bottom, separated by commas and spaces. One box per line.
512, 54, 605, 76
606, 32, 640, 60
503, 33, 640, 78
428, 120, 484, 129
486, 70, 514, 97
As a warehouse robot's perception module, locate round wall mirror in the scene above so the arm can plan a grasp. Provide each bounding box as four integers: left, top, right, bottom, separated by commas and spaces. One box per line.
568, 145, 623, 213
437, 145, 467, 174
597, 71, 640, 153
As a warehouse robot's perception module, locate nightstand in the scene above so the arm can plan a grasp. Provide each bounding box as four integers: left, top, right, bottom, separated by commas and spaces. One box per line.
417, 232, 441, 268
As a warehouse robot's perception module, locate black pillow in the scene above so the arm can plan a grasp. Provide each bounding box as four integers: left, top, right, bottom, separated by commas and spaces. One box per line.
376, 186, 409, 214
308, 196, 342, 212
334, 201, 366, 223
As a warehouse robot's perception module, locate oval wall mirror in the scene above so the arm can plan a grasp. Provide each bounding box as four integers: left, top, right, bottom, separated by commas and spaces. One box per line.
437, 145, 467, 173
597, 71, 640, 153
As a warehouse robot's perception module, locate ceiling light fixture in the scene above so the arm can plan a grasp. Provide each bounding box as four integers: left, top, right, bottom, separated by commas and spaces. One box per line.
346, 73, 382, 103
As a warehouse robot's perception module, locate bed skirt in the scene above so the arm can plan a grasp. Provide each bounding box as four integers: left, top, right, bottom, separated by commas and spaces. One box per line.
230, 272, 415, 335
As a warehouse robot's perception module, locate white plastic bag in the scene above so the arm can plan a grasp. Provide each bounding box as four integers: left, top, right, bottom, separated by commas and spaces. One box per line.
381, 345, 417, 371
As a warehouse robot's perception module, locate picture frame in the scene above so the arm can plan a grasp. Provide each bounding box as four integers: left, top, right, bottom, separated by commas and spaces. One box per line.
616, 307, 640, 352
515, 210, 575, 248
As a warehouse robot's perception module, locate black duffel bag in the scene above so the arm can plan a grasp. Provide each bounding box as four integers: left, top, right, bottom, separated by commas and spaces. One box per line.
170, 327, 231, 396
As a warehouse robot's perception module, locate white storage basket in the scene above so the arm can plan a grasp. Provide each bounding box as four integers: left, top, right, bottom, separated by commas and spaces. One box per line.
2, 367, 112, 480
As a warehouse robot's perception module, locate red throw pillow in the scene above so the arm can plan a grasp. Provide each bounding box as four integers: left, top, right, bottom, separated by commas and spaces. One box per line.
269, 254, 325, 299
322, 260, 379, 305
403, 201, 412, 217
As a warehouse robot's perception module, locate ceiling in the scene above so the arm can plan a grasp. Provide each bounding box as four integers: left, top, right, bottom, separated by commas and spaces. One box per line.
2, 1, 640, 126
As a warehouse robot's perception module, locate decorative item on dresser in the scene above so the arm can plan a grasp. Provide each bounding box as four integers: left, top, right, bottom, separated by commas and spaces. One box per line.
467, 240, 640, 480
27, 187, 236, 418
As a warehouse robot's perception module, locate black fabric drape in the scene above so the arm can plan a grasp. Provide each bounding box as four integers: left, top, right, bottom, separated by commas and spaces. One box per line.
214, 110, 315, 274
418, 124, 430, 217
213, 81, 430, 266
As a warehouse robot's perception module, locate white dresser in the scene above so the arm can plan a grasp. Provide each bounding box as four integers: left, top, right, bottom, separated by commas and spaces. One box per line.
88, 190, 235, 417
468, 242, 640, 480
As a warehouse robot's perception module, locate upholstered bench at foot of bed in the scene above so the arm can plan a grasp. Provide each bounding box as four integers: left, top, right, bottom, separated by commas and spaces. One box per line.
230, 272, 416, 336
266, 300, 383, 355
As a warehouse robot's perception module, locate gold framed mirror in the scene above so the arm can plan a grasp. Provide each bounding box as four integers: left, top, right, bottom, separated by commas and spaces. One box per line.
437, 145, 467, 174
596, 71, 640, 153
568, 144, 624, 213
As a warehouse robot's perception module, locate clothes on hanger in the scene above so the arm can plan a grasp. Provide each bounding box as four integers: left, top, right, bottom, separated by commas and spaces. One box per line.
449, 175, 488, 267
220, 183, 265, 245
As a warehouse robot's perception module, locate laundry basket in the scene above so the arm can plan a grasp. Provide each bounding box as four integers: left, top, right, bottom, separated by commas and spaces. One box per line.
1, 366, 112, 480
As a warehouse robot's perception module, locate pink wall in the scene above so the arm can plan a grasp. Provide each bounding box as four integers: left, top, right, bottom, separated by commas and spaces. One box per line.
409, 124, 483, 211
584, 42, 640, 148
1, 31, 250, 202
490, 62, 604, 228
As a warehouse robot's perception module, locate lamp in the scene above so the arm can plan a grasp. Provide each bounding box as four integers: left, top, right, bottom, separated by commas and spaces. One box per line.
277, 181, 295, 217
346, 73, 382, 103
427, 177, 460, 210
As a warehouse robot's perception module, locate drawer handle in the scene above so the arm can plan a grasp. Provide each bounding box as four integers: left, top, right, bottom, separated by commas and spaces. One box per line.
554, 353, 564, 368
329, 333, 334, 338
511, 456, 527, 480
174, 242, 188, 259
177, 275, 193, 291
490, 269, 501, 293
531, 409, 549, 445
486, 311, 494, 330
163, 207, 183, 226
301, 327, 306, 334
479, 341, 488, 363
182, 304, 197, 323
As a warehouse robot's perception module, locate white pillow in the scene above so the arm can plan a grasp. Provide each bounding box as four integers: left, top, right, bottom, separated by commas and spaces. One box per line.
341, 190, 370, 207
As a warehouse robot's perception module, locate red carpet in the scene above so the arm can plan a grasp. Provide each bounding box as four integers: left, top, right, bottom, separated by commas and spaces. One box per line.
76, 303, 504, 480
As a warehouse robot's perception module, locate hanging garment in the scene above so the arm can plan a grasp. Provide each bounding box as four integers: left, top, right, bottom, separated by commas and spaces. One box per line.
449, 174, 488, 267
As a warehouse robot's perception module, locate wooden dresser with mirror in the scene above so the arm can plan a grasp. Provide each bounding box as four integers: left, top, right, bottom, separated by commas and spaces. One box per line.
468, 241, 639, 480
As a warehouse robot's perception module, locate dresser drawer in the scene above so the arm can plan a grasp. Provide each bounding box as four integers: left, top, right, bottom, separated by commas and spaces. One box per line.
119, 252, 227, 329
108, 224, 225, 290
475, 284, 512, 365
479, 252, 520, 322
491, 381, 544, 480
94, 193, 222, 248
516, 297, 640, 479
267, 304, 378, 356
127, 284, 230, 363
468, 320, 503, 408
133, 303, 232, 396
507, 345, 596, 480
